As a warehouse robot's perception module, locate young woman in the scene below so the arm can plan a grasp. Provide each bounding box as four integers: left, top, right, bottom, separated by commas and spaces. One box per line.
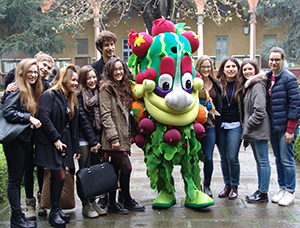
99, 57, 145, 214
2, 58, 43, 228
5, 52, 54, 220
77, 65, 106, 218
195, 55, 222, 198
216, 56, 242, 200
34, 64, 80, 228
237, 59, 271, 203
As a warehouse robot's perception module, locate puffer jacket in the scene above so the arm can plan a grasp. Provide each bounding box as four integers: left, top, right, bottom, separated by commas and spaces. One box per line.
266, 68, 300, 132
99, 83, 133, 151
242, 72, 271, 141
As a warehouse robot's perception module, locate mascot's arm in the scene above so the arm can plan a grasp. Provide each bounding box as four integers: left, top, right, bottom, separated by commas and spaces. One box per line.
99, 86, 119, 143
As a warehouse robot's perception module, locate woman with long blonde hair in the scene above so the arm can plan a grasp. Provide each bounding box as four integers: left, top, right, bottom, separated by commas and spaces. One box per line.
2, 58, 43, 228
35, 64, 80, 228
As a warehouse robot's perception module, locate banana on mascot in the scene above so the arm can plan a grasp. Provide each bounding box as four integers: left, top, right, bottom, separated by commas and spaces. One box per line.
128, 17, 214, 209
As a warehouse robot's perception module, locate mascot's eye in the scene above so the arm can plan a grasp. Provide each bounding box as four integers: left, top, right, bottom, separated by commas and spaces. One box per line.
171, 46, 177, 53
182, 73, 193, 90
158, 74, 173, 91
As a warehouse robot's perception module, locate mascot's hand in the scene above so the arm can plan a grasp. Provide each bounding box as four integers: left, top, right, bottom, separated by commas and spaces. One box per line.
133, 84, 144, 98
143, 79, 156, 92
193, 77, 203, 92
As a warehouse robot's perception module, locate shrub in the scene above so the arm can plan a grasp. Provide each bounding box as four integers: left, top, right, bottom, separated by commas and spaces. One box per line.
294, 134, 300, 161
0, 145, 8, 204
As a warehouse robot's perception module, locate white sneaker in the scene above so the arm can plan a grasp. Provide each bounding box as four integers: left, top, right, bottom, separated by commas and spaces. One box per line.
278, 191, 295, 206
82, 203, 99, 218
271, 189, 286, 203
92, 201, 107, 215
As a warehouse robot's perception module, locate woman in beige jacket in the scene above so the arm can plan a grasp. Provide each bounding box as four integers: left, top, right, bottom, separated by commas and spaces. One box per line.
99, 57, 145, 215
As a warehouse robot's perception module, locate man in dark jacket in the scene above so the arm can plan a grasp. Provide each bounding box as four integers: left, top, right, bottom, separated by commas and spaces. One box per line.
266, 47, 300, 206
90, 31, 117, 80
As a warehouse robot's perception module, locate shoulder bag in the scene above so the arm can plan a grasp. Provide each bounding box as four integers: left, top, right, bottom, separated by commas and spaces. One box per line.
76, 151, 118, 201
0, 103, 32, 145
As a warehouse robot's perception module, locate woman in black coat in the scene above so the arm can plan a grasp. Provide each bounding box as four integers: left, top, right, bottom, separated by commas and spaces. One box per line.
3, 58, 43, 228
35, 64, 80, 228
77, 65, 106, 218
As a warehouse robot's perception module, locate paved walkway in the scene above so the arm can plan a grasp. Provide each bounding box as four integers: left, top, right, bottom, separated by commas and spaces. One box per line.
1, 144, 300, 227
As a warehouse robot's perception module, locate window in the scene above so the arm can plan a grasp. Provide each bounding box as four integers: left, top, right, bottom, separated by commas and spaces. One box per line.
54, 58, 72, 68
76, 39, 89, 55
122, 38, 133, 63
216, 36, 228, 62
262, 35, 276, 68
75, 57, 91, 68
123, 8, 133, 19
217, 2, 228, 18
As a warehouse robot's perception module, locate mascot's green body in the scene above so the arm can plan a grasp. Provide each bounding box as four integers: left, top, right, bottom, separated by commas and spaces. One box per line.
128, 18, 214, 208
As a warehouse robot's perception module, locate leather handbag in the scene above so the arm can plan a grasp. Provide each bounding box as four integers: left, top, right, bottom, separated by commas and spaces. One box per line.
76, 151, 118, 201
0, 104, 31, 145
41, 168, 75, 209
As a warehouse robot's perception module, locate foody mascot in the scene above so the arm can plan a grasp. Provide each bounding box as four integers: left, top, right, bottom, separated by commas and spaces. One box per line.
128, 17, 214, 209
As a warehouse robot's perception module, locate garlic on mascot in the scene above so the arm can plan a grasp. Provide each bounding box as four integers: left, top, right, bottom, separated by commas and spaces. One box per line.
128, 17, 214, 209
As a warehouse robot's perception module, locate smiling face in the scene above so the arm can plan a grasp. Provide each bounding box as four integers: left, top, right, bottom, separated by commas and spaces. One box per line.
38, 60, 52, 78
100, 40, 115, 61
223, 60, 238, 81
86, 70, 98, 90
113, 61, 124, 83
199, 60, 212, 78
242, 63, 256, 80
65, 72, 78, 93
27, 64, 39, 85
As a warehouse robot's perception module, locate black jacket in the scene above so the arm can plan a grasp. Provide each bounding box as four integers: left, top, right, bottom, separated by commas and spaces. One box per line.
78, 95, 101, 147
90, 57, 105, 81
35, 89, 79, 170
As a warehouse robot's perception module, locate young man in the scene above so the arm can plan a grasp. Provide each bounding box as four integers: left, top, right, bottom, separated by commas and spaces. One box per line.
91, 31, 117, 80
266, 46, 300, 206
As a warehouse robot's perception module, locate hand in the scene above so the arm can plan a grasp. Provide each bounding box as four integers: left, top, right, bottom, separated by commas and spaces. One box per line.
29, 116, 42, 129
90, 143, 101, 153
73, 153, 81, 160
111, 141, 120, 150
54, 139, 67, 152
6, 82, 17, 93
285, 132, 294, 144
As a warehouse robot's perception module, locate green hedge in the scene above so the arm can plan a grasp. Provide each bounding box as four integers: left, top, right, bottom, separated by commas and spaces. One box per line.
294, 134, 300, 161
0, 145, 8, 204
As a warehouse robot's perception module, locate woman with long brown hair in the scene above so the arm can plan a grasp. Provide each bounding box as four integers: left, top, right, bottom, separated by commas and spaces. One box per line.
216, 56, 243, 200
100, 57, 144, 214
2, 58, 43, 228
35, 64, 80, 228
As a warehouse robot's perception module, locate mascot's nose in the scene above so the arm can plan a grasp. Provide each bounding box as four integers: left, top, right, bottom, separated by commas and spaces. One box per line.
165, 89, 193, 110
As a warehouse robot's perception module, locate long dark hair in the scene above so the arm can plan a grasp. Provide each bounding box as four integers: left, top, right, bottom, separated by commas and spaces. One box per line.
216, 56, 240, 100
235, 58, 259, 99
77, 65, 99, 96
100, 57, 133, 109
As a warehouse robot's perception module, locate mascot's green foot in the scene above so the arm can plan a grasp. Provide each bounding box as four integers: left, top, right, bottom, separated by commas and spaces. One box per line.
152, 190, 176, 208
184, 189, 214, 208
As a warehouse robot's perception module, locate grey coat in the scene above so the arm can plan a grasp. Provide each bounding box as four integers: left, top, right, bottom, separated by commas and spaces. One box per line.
241, 72, 271, 141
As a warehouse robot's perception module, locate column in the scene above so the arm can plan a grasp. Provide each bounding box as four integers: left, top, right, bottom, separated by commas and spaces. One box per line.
196, 12, 205, 58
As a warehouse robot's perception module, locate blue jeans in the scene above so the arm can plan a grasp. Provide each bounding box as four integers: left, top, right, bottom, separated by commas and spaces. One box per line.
200, 127, 216, 186
271, 127, 299, 193
217, 126, 242, 186
250, 140, 271, 192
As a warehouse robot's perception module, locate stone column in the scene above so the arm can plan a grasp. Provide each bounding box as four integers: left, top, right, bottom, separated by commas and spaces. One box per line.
196, 12, 205, 58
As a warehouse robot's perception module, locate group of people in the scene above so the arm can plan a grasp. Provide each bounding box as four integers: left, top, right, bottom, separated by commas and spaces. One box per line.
196, 47, 300, 207
2, 31, 144, 228
1, 27, 300, 228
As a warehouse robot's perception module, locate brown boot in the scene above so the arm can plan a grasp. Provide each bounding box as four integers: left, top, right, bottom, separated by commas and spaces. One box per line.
37, 192, 47, 216
25, 198, 36, 220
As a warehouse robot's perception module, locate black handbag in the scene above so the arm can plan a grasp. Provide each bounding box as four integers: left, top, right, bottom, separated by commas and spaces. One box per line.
0, 103, 32, 145
76, 151, 118, 201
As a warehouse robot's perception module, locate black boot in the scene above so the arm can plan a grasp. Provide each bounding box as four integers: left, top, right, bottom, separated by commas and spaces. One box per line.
11, 212, 36, 228
59, 209, 70, 223
49, 179, 66, 228
120, 173, 145, 211
203, 183, 213, 198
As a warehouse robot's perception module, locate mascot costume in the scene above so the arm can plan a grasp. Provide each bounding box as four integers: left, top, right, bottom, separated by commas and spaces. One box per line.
127, 17, 214, 209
